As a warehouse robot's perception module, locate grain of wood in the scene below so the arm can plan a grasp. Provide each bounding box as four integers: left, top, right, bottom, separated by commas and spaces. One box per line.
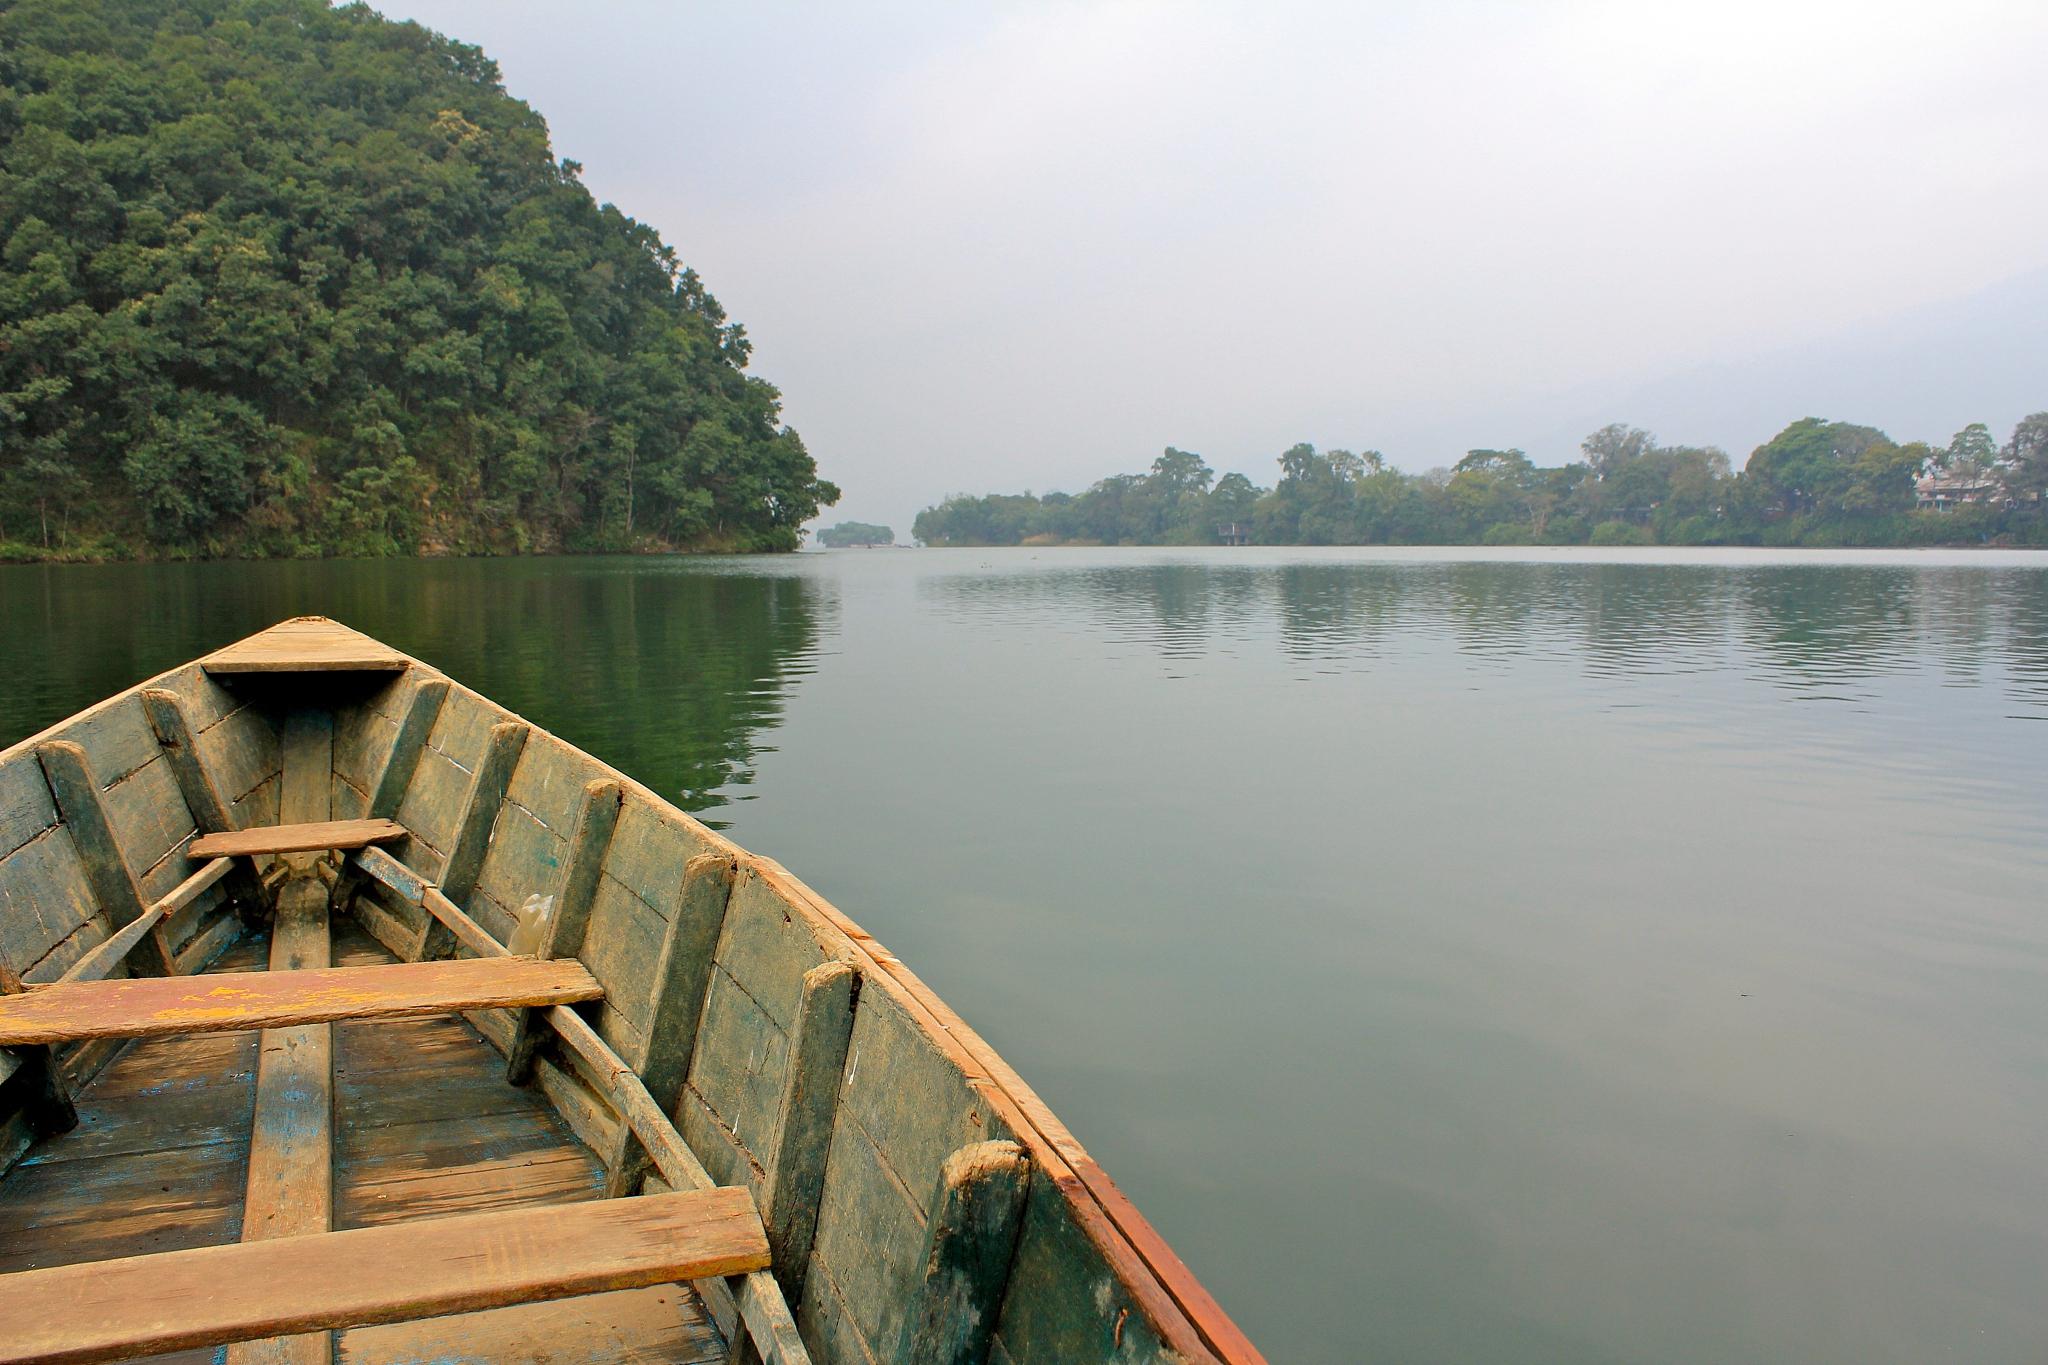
758, 960, 857, 1299
139, 690, 235, 834
189, 819, 404, 861
437, 721, 528, 911
0, 1187, 769, 1365
201, 618, 408, 674
506, 779, 620, 1084
226, 876, 334, 1365
0, 956, 603, 1046
57, 858, 231, 987
368, 680, 448, 819
34, 743, 169, 975
898, 1141, 1031, 1365
274, 709, 332, 881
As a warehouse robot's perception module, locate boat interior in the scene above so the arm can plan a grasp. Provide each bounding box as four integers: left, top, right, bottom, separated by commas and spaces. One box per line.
0, 619, 1260, 1365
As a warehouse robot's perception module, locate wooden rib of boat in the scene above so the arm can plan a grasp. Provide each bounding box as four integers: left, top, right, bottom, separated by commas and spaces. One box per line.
0, 617, 1264, 1365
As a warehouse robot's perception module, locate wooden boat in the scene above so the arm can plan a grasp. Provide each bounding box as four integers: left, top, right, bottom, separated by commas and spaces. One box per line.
0, 618, 1263, 1365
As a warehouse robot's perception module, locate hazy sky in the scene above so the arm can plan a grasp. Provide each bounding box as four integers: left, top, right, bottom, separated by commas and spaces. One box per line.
383, 1, 2048, 530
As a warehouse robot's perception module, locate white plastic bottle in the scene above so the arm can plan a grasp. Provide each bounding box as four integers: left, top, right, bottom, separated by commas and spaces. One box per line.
507, 893, 556, 956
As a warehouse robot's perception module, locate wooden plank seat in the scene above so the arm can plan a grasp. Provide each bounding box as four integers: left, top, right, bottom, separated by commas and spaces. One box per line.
201, 617, 410, 674
0, 1186, 769, 1365
0, 956, 603, 1047
188, 817, 406, 860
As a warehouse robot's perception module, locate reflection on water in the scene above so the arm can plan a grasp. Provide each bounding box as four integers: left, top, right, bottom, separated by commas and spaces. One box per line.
5, 547, 2048, 1364
922, 559, 2048, 713
0, 558, 831, 822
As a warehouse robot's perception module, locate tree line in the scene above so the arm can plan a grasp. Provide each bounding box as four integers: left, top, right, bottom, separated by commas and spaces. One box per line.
911, 415, 2048, 549
817, 521, 894, 547
0, 0, 837, 561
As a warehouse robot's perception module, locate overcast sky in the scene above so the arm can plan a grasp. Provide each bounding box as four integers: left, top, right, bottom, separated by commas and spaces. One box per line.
383, 1, 2048, 531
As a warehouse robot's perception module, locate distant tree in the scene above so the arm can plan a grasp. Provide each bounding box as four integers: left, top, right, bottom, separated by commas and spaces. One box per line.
1446, 449, 1536, 536
1150, 447, 1214, 497
2003, 413, 2048, 506
1943, 422, 1999, 477
910, 413, 2036, 550
818, 521, 893, 547
1741, 418, 1889, 517
1580, 424, 1658, 480
1209, 472, 1260, 530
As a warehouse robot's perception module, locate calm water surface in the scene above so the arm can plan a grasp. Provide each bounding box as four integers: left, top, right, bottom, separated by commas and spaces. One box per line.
5, 547, 2048, 1363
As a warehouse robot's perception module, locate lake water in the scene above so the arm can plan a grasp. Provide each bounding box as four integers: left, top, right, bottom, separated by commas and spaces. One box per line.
4, 546, 2047, 1363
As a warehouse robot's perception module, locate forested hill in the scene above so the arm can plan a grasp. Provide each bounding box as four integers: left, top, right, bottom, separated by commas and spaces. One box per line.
0, 0, 838, 560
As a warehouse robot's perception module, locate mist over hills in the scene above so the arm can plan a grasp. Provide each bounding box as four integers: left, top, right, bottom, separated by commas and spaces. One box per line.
1510, 265, 2048, 468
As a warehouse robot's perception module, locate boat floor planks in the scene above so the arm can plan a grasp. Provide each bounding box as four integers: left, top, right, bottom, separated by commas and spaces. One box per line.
0, 922, 726, 1365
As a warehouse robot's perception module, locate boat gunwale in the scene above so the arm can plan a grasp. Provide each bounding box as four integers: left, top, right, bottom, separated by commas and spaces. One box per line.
0, 618, 1264, 1365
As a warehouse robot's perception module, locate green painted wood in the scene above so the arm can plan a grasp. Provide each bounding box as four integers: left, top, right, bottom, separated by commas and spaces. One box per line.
392, 750, 463, 876
800, 1116, 933, 1360
898, 1141, 1031, 1365
506, 779, 620, 1084
0, 828, 100, 981
546, 779, 622, 957
140, 688, 267, 926
139, 689, 234, 833
602, 851, 738, 1197
34, 742, 169, 975
367, 678, 447, 819
196, 706, 282, 807
61, 698, 162, 792
470, 803, 564, 935
984, 1167, 1179, 1365
579, 879, 670, 1038
638, 853, 736, 1109
350, 846, 429, 906
425, 689, 497, 773
100, 760, 197, 894
503, 736, 605, 835
603, 798, 711, 917
678, 969, 790, 1189
422, 721, 527, 960
799, 984, 1021, 1362
759, 960, 857, 1301
0, 755, 59, 861
834, 985, 1017, 1221
278, 710, 332, 827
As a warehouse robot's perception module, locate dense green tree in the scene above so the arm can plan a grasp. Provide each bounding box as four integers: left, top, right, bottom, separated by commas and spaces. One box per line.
2002, 413, 2048, 506
818, 521, 893, 547
0, 0, 836, 559
1208, 472, 1258, 532
1943, 422, 1999, 476
1740, 418, 1898, 517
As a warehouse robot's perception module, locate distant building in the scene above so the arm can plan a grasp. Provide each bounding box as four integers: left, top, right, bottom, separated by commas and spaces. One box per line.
1217, 522, 1251, 546
1915, 471, 1999, 511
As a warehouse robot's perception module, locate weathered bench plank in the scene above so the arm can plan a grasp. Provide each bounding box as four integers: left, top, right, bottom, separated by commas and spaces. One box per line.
201, 618, 409, 674
189, 819, 405, 861
0, 1187, 768, 1365
0, 956, 603, 1046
